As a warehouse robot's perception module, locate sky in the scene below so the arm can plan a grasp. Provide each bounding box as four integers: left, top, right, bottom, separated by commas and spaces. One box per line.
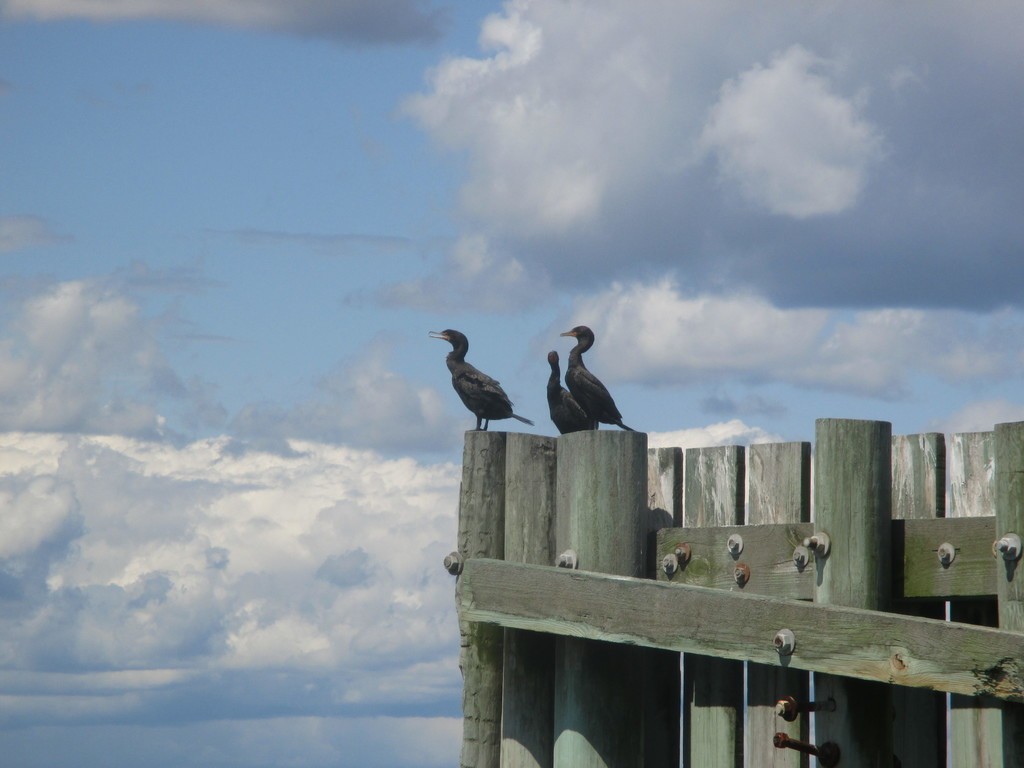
1, 0, 1023, 765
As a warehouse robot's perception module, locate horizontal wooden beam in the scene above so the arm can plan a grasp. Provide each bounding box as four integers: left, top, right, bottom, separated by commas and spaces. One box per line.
458, 558, 1024, 702
655, 517, 997, 599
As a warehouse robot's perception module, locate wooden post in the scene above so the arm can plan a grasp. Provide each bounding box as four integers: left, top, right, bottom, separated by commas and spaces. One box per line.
745, 442, 811, 768
682, 445, 744, 768
994, 422, 1024, 761
949, 431, 1003, 767
501, 434, 557, 768
813, 419, 894, 765
553, 431, 647, 768
458, 431, 507, 768
646, 447, 683, 768
891, 433, 946, 768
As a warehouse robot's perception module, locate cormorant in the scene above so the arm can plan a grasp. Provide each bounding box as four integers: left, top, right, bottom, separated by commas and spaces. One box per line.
559, 325, 635, 431
430, 329, 534, 431
546, 350, 590, 434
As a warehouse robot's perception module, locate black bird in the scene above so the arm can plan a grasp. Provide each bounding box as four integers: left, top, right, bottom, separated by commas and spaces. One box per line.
560, 325, 635, 431
430, 329, 534, 431
546, 350, 590, 434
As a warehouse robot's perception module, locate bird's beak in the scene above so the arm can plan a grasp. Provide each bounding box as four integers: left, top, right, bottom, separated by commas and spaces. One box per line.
428, 331, 447, 341
559, 330, 577, 338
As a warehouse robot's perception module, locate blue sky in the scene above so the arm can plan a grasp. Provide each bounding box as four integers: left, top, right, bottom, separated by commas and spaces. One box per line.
2, 1, 1024, 765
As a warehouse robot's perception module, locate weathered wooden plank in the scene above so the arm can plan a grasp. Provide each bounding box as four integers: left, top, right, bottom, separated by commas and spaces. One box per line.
949, 430, 1003, 767
898, 517, 996, 598
682, 445, 744, 768
813, 419, 894, 765
891, 433, 946, 768
746, 442, 811, 768
657, 523, 815, 599
553, 431, 647, 768
457, 431, 507, 768
458, 558, 1024, 702
994, 422, 1024, 760
501, 434, 556, 768
645, 448, 682, 768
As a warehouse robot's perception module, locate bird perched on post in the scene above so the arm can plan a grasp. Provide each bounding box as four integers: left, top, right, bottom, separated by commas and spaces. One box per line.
559, 325, 635, 431
546, 350, 590, 434
429, 329, 534, 431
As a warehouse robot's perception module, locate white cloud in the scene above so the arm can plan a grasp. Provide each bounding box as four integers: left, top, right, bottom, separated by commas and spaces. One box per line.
699, 45, 884, 217
941, 399, 1024, 435
0, 431, 462, 725
567, 280, 1024, 398
649, 419, 782, 450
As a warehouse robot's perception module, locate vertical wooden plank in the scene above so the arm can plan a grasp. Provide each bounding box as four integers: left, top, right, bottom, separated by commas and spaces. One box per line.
994, 422, 1024, 761
948, 431, 1003, 768
553, 431, 648, 768
745, 442, 811, 768
502, 434, 557, 768
458, 431, 507, 768
813, 419, 894, 766
683, 445, 744, 768
890, 433, 946, 768
646, 447, 683, 768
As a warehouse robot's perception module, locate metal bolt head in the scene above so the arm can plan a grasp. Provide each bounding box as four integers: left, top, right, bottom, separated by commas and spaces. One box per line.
994, 533, 1022, 561
802, 531, 831, 557
557, 549, 578, 569
937, 542, 956, 567
661, 553, 679, 576
774, 628, 796, 656
727, 533, 744, 556
733, 562, 750, 587
792, 545, 809, 569
443, 551, 463, 576
674, 542, 691, 563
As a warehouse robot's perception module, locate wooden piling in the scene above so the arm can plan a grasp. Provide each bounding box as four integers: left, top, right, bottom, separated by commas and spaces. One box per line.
948, 431, 1002, 766
813, 419, 894, 765
891, 433, 947, 768
994, 422, 1024, 761
552, 430, 647, 768
501, 434, 557, 768
745, 442, 811, 767
458, 431, 508, 768
682, 445, 744, 768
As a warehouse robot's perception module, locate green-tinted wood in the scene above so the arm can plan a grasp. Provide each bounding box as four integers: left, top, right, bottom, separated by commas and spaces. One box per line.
501, 434, 556, 768
746, 442, 811, 768
949, 431, 1003, 767
458, 431, 507, 768
458, 558, 1024, 702
898, 517, 996, 598
645, 448, 682, 768
891, 433, 946, 768
683, 445, 744, 768
553, 431, 647, 768
813, 419, 894, 766
994, 422, 1024, 761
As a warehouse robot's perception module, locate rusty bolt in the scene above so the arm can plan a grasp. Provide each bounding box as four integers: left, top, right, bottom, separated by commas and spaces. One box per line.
727, 533, 744, 556
773, 628, 796, 656
674, 542, 691, 563
443, 551, 463, 576
773, 733, 840, 767
775, 695, 836, 721
937, 542, 956, 567
733, 562, 750, 587
557, 549, 578, 569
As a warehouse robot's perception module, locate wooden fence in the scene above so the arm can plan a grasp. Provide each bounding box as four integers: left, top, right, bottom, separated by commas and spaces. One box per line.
446, 419, 1024, 767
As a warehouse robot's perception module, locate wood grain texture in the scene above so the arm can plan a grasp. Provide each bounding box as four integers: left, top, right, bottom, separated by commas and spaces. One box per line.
457, 431, 507, 768
501, 434, 556, 768
813, 419, 894, 766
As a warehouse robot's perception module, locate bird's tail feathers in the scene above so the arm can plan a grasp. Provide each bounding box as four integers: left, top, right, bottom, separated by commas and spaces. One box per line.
512, 414, 535, 426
